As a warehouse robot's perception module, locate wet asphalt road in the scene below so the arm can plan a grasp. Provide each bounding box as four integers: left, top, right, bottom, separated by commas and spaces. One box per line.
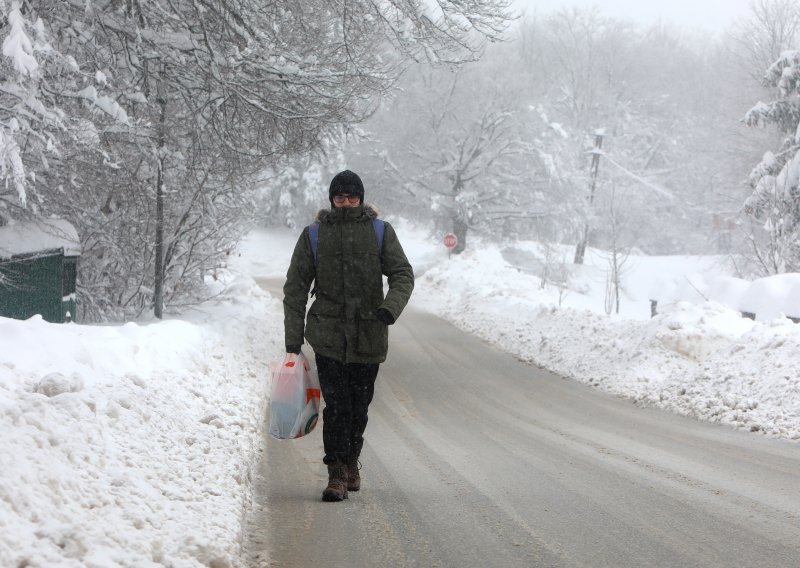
245, 278, 800, 567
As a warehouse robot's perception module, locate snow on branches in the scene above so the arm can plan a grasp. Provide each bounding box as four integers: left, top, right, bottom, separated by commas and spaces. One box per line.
744, 49, 800, 273
0, 1, 40, 205
0, 0, 515, 319
2, 2, 38, 75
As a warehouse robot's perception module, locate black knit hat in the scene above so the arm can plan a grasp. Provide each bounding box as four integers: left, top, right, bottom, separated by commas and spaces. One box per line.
329, 170, 364, 205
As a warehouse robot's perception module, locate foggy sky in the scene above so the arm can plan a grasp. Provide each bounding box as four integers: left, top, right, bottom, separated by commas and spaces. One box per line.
513, 0, 755, 33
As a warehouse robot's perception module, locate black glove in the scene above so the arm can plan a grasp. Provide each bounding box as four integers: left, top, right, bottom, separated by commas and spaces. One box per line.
376, 308, 395, 325
286, 344, 302, 354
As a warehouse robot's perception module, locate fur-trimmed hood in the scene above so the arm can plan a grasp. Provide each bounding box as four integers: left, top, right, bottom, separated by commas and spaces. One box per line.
315, 204, 380, 223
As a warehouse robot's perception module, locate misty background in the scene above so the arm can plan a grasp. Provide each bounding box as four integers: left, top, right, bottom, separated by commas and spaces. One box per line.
261, 0, 798, 266
2, 0, 799, 322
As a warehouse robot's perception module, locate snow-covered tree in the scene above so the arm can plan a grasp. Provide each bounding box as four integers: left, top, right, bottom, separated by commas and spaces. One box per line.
365, 64, 527, 253
0, 1, 41, 209
511, 8, 644, 262
730, 0, 800, 82
349, 8, 746, 258
0, 2, 74, 215
6, 0, 513, 320
744, 49, 800, 273
257, 142, 347, 230
507, 9, 754, 258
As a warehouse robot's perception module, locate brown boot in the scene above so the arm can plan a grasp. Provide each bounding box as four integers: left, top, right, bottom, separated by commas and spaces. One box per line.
346, 455, 361, 492
322, 463, 348, 502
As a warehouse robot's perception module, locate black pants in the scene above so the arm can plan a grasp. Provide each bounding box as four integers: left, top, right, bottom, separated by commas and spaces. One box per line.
315, 353, 380, 465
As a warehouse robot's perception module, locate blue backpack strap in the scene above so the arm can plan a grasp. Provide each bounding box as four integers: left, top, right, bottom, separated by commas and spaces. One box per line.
373, 218, 385, 256
308, 222, 320, 264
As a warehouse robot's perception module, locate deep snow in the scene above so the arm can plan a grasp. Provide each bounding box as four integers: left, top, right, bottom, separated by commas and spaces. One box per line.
1, 219, 799, 566
0, 276, 280, 567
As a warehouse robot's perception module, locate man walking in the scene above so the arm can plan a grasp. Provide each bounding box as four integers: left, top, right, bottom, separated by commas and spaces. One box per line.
283, 170, 414, 501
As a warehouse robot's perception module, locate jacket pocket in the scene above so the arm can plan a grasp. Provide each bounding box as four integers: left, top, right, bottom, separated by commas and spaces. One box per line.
356, 312, 388, 354
305, 315, 339, 348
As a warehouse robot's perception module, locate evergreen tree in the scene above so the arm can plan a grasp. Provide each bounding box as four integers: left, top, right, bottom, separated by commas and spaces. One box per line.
744, 49, 800, 273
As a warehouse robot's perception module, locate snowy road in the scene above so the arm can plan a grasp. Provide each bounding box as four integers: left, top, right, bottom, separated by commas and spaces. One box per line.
246, 280, 800, 567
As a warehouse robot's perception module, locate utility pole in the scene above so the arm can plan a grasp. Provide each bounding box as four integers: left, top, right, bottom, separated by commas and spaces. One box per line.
574, 130, 604, 265
154, 66, 167, 319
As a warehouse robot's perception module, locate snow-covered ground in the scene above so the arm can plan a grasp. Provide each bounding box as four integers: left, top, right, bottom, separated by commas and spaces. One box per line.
413, 240, 800, 442
0, 275, 281, 567
2, 219, 799, 566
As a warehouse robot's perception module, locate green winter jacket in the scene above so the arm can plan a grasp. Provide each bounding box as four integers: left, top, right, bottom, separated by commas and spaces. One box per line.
283, 204, 414, 364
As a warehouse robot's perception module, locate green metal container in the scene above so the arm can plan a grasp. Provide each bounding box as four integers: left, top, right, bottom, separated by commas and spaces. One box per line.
0, 219, 80, 323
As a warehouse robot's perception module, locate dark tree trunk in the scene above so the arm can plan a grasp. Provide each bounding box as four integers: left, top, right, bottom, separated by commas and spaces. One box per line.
573, 230, 588, 265
453, 217, 468, 254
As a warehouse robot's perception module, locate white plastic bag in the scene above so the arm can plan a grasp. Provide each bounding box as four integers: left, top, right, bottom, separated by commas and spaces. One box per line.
268, 352, 320, 439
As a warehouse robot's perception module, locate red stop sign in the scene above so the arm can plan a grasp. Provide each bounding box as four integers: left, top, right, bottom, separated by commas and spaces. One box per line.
443, 233, 457, 249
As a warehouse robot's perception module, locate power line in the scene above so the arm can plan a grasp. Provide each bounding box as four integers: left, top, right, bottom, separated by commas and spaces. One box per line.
600, 152, 676, 200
